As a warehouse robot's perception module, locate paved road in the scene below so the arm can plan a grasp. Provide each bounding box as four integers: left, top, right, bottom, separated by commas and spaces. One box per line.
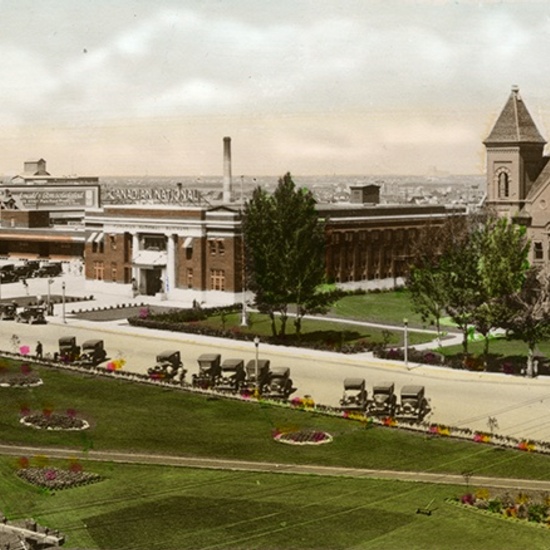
3, 274, 550, 442
2, 311, 550, 443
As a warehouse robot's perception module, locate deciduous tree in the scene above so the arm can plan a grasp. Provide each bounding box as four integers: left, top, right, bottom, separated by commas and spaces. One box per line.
503, 267, 550, 377
243, 173, 327, 337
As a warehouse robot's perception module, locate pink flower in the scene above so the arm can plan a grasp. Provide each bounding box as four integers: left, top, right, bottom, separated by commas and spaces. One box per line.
45, 469, 57, 481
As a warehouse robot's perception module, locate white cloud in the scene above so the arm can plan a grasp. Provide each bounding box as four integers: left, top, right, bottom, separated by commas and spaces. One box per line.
0, 1, 548, 176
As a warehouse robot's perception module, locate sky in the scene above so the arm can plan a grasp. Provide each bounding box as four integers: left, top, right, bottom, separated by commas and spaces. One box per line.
1, 0, 550, 177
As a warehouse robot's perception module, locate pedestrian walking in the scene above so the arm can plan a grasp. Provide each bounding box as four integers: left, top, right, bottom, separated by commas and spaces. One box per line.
131, 277, 138, 298
35, 341, 43, 359
21, 278, 29, 295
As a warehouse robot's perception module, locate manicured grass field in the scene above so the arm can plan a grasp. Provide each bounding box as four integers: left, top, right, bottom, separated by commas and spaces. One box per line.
200, 310, 433, 346
329, 289, 426, 326
2, 363, 550, 548
1, 459, 549, 550
1, 364, 550, 479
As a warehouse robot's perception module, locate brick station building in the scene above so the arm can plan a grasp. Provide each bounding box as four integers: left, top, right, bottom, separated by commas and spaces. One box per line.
0, 143, 466, 303
83, 182, 465, 303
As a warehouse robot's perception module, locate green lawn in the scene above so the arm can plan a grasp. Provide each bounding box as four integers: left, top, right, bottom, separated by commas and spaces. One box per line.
199, 310, 433, 347
2, 363, 550, 548
329, 289, 427, 326
1, 459, 549, 550
1, 364, 550, 479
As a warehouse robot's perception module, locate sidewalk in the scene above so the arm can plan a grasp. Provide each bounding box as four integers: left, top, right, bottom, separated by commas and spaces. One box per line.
3, 272, 462, 354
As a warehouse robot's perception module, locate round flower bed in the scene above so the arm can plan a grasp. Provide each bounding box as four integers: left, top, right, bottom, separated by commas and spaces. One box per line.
17, 467, 101, 490
0, 372, 42, 388
20, 413, 89, 431
273, 429, 333, 445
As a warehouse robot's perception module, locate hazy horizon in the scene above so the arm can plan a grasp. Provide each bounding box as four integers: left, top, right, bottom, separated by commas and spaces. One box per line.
1, 1, 546, 177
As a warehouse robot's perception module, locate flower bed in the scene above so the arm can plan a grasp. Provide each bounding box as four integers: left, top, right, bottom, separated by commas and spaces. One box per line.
0, 374, 43, 388
454, 489, 550, 527
17, 467, 101, 490
0, 364, 42, 387
20, 413, 89, 431
273, 429, 333, 445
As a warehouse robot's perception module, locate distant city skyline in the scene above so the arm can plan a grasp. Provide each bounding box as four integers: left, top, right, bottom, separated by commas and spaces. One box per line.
1, 1, 548, 177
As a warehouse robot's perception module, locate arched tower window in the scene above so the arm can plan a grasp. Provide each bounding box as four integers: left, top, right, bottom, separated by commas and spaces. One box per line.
497, 170, 510, 198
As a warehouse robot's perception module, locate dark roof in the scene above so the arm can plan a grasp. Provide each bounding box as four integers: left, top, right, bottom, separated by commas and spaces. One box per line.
485, 86, 546, 145
526, 156, 550, 200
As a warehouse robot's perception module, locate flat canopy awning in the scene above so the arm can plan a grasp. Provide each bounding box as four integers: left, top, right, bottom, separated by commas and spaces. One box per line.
93, 233, 104, 244
182, 236, 193, 249
86, 232, 98, 243
133, 250, 168, 267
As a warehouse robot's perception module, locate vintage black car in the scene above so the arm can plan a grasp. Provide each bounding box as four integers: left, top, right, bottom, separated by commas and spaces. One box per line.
148, 350, 186, 382
13, 261, 40, 279
192, 353, 222, 388
35, 262, 63, 278
340, 378, 368, 412
396, 385, 430, 421
58, 336, 81, 363
214, 359, 246, 392
76, 339, 107, 366
243, 359, 271, 394
264, 367, 293, 400
0, 302, 17, 320
0, 265, 16, 283
16, 306, 46, 324
368, 382, 397, 417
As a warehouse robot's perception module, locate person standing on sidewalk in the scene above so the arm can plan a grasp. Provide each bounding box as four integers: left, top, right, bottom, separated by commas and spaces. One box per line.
35, 341, 43, 359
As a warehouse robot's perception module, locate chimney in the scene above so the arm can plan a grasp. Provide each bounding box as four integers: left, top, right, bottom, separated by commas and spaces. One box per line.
223, 136, 232, 203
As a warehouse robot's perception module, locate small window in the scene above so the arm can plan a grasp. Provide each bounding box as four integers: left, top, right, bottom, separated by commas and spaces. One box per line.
498, 172, 509, 198
534, 242, 544, 261
110, 235, 117, 250
209, 240, 217, 256
217, 240, 225, 255
93, 261, 104, 281
111, 262, 117, 281
210, 269, 225, 291
187, 268, 193, 289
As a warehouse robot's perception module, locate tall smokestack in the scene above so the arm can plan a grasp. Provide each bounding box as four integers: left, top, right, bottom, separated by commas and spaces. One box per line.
223, 136, 232, 203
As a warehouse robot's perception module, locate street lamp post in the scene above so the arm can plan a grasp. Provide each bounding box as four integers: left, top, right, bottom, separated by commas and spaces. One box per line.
404, 318, 408, 368
47, 279, 52, 312
62, 282, 66, 323
254, 336, 260, 398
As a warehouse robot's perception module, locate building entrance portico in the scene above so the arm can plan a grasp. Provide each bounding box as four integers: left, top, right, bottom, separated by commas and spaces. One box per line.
141, 266, 163, 296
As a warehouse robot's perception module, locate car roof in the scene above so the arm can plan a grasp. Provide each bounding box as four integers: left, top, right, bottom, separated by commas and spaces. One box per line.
245, 359, 270, 370
157, 350, 179, 359
197, 353, 221, 362
401, 385, 424, 396
221, 358, 244, 369
343, 378, 365, 389
82, 339, 103, 346
373, 382, 394, 392
271, 367, 290, 377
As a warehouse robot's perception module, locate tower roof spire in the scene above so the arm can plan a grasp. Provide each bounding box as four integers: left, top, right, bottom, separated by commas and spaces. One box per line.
484, 86, 546, 145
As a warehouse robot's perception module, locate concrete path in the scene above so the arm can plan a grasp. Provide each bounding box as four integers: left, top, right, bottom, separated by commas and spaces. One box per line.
0, 443, 548, 492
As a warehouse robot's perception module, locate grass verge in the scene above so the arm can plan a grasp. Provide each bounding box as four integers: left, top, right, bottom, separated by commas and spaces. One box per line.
1, 459, 549, 550
0, 364, 549, 480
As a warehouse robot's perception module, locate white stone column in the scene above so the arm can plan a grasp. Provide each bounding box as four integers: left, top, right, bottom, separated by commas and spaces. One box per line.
131, 233, 140, 286
166, 234, 176, 295
130, 233, 143, 293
